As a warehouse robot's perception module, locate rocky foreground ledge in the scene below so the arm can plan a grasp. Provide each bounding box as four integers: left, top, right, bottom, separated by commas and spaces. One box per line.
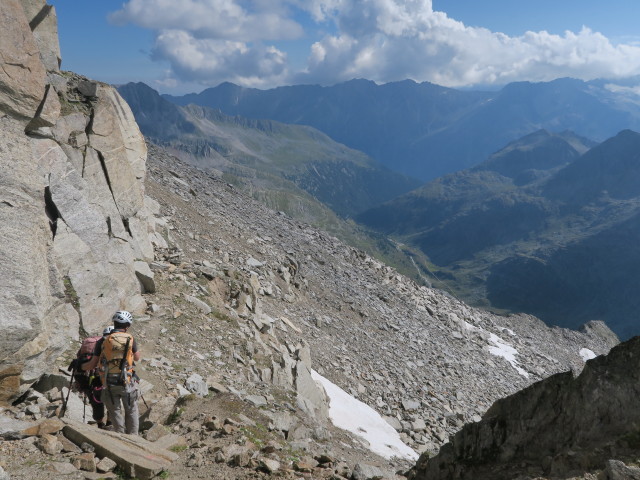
408, 335, 640, 480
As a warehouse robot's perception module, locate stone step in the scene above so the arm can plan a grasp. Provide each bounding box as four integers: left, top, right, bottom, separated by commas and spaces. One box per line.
62, 419, 178, 480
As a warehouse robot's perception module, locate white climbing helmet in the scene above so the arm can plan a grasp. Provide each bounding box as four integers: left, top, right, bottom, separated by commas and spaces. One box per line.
102, 325, 114, 336
112, 310, 133, 326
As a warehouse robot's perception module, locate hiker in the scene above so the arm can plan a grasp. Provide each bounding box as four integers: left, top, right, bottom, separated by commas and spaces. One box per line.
68, 325, 113, 428
82, 310, 141, 435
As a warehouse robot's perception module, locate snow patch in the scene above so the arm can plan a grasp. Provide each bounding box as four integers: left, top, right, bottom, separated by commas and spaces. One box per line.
488, 333, 529, 378
579, 348, 597, 362
311, 370, 418, 461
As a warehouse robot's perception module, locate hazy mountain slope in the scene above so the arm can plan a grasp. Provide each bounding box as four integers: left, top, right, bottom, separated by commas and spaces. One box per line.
407, 78, 637, 175
358, 129, 640, 338
473, 129, 596, 184
487, 210, 640, 338
357, 130, 587, 236
119, 82, 420, 219
164, 78, 640, 180
543, 129, 640, 203
164, 79, 494, 179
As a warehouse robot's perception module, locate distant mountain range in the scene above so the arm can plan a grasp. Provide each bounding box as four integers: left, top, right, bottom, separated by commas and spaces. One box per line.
163, 78, 640, 181
358, 129, 640, 339
118, 82, 420, 220
123, 79, 640, 338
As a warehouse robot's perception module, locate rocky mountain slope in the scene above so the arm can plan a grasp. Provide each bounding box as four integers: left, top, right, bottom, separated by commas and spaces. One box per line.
358, 129, 640, 339
164, 78, 640, 180
0, 134, 626, 479
409, 335, 640, 480
3, 142, 612, 478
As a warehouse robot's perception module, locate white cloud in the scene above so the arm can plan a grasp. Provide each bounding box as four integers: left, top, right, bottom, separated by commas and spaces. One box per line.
298, 0, 640, 87
110, 0, 303, 41
152, 30, 289, 87
605, 83, 640, 97
111, 0, 640, 89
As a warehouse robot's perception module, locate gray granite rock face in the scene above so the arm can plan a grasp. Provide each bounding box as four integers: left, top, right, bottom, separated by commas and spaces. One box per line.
0, 1, 157, 403
0, 0, 46, 121
19, 0, 61, 72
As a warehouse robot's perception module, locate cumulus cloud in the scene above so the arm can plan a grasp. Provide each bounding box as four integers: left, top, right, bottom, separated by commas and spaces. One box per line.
297, 0, 640, 87
110, 0, 303, 41
152, 30, 289, 87
110, 0, 640, 89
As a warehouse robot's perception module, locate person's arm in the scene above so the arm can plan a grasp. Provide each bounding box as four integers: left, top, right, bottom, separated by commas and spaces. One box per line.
132, 338, 141, 362
82, 355, 98, 371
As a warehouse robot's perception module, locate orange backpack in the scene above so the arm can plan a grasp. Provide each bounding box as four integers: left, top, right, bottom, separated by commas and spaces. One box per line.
99, 331, 134, 386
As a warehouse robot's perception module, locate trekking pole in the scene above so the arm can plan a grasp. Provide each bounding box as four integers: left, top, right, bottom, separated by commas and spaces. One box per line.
59, 366, 76, 418
139, 392, 149, 409
83, 392, 87, 423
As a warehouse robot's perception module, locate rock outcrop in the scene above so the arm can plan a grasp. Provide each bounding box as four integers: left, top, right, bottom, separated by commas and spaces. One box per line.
0, 0, 157, 403
408, 336, 640, 480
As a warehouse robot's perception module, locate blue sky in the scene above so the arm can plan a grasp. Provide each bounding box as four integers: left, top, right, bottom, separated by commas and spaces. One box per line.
48, 0, 640, 95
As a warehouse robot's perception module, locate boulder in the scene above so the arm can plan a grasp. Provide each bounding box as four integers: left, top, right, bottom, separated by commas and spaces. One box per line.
139, 396, 177, 430
184, 295, 211, 314
59, 388, 85, 423
259, 458, 281, 473
143, 424, 168, 442
72, 452, 96, 472
184, 373, 208, 397
0, 416, 35, 440
96, 456, 118, 473
63, 420, 177, 480
37, 433, 63, 454
0, 0, 46, 121
606, 459, 640, 480
294, 361, 328, 419
134, 261, 156, 294
19, 0, 61, 71
88, 86, 146, 218
50, 461, 77, 475
21, 417, 64, 436
351, 463, 385, 480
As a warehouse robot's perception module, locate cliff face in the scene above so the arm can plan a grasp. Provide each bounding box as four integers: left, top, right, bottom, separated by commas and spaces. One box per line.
0, 0, 158, 403
409, 336, 640, 480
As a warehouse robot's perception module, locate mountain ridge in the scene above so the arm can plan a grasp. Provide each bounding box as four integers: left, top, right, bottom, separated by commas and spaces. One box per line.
119, 81, 421, 220
163, 77, 640, 180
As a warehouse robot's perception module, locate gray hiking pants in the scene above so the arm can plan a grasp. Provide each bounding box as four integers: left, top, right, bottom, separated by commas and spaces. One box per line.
101, 383, 139, 435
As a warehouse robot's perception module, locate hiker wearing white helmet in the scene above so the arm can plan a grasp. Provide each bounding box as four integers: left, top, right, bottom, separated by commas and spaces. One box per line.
83, 310, 141, 435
